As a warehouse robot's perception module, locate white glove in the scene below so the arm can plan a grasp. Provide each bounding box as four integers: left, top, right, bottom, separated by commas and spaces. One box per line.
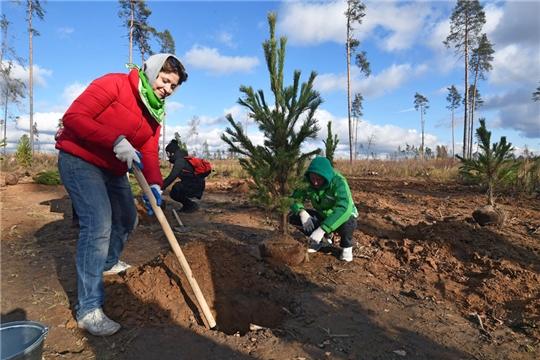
114, 138, 142, 170
299, 211, 315, 232
308, 227, 325, 244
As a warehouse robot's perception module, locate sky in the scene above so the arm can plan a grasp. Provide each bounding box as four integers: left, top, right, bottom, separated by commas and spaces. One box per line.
2, 0, 539, 159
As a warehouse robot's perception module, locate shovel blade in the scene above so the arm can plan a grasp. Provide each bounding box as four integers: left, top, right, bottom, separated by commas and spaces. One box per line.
174, 226, 192, 233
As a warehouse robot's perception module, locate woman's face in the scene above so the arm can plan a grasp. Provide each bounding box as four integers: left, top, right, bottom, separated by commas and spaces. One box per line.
309, 173, 326, 189
152, 71, 180, 99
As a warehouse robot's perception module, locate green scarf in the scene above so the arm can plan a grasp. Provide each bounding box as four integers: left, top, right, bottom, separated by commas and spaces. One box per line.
126, 63, 165, 125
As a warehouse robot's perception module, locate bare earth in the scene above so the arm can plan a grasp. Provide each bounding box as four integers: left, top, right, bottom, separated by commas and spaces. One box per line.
1, 175, 540, 359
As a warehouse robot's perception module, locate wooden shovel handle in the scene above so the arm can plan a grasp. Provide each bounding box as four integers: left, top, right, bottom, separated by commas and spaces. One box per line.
132, 166, 217, 329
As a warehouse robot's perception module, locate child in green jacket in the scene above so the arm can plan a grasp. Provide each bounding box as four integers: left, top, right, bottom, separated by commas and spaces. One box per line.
289, 157, 358, 262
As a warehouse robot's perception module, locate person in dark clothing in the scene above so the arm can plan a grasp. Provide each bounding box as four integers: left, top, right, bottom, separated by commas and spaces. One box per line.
162, 140, 205, 213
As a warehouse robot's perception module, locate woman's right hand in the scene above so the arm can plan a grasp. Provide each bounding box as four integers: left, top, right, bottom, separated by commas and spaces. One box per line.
113, 138, 143, 170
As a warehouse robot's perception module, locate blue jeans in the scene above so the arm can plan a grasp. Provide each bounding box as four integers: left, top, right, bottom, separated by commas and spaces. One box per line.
58, 151, 138, 320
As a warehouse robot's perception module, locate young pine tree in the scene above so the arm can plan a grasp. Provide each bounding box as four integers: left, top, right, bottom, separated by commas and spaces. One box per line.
457, 118, 521, 206
16, 134, 32, 168
323, 121, 339, 167
221, 12, 323, 232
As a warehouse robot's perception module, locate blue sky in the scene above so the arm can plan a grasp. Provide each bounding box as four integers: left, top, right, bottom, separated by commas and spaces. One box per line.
2, 0, 539, 159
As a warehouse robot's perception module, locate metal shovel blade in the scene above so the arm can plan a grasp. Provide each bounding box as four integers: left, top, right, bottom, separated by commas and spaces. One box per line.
174, 225, 192, 233
172, 209, 192, 233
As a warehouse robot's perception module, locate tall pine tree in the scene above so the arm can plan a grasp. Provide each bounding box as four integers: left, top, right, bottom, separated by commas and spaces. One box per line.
345, 0, 370, 164
446, 85, 462, 159
414, 93, 429, 161
444, 0, 486, 159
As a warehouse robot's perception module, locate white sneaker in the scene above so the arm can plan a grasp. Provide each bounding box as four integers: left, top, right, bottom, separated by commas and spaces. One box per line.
77, 308, 121, 336
340, 247, 353, 262
103, 261, 132, 276
308, 241, 331, 253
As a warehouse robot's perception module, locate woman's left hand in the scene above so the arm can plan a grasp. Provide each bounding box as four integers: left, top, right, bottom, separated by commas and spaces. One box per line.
143, 185, 163, 215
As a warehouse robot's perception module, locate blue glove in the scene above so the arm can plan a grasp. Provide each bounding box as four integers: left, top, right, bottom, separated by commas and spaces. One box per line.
142, 184, 162, 215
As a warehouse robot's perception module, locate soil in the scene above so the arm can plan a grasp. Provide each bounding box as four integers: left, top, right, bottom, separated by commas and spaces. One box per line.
1, 174, 540, 359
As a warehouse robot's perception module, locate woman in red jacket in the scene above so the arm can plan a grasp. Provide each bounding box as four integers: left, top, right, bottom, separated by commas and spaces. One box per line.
56, 54, 187, 336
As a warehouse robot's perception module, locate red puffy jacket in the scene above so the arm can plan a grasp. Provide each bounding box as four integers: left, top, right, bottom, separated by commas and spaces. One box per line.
56, 69, 163, 187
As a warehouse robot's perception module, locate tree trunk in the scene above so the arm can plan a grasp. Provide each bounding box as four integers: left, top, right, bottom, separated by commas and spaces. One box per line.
3, 90, 8, 156
463, 19, 469, 159
28, 1, 34, 156
354, 118, 358, 160
346, 11, 353, 165
488, 185, 494, 206
469, 76, 479, 159
129, 1, 134, 63
421, 109, 425, 161
451, 107, 455, 160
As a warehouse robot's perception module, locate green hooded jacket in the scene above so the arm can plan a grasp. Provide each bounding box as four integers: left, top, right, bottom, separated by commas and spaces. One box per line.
290, 157, 358, 233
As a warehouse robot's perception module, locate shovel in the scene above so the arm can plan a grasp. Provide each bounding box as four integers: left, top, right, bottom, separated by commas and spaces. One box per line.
172, 209, 192, 233
132, 166, 217, 330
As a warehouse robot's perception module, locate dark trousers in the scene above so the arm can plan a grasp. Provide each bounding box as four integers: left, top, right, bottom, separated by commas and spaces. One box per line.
288, 209, 357, 248
169, 183, 197, 208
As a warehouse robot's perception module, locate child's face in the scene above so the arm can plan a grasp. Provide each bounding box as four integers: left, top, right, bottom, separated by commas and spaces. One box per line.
309, 173, 326, 189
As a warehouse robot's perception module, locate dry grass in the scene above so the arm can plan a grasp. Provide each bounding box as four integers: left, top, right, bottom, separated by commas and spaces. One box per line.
0, 154, 467, 182
334, 158, 460, 181
1, 153, 59, 174
4, 153, 537, 195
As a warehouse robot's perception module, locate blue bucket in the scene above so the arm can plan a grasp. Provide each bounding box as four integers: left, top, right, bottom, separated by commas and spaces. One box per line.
0, 321, 50, 360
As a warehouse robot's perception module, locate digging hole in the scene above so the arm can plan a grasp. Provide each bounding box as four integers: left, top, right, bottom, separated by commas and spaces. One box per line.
213, 295, 287, 335
105, 239, 294, 335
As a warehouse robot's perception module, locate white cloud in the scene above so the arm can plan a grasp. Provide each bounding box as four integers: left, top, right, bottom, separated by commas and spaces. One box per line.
9, 62, 51, 88
315, 63, 421, 99
364, 1, 433, 52
5, 112, 64, 151
278, 1, 346, 45
16, 112, 63, 133
224, 104, 244, 119
483, 3, 505, 36
218, 31, 236, 48
183, 45, 259, 75
166, 101, 184, 115
489, 44, 540, 87
61, 82, 88, 105
279, 1, 444, 53
57, 27, 74, 38
48, 82, 88, 113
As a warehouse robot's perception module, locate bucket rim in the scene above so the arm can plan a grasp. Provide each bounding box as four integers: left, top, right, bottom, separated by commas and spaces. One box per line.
0, 321, 50, 360
0, 321, 50, 333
